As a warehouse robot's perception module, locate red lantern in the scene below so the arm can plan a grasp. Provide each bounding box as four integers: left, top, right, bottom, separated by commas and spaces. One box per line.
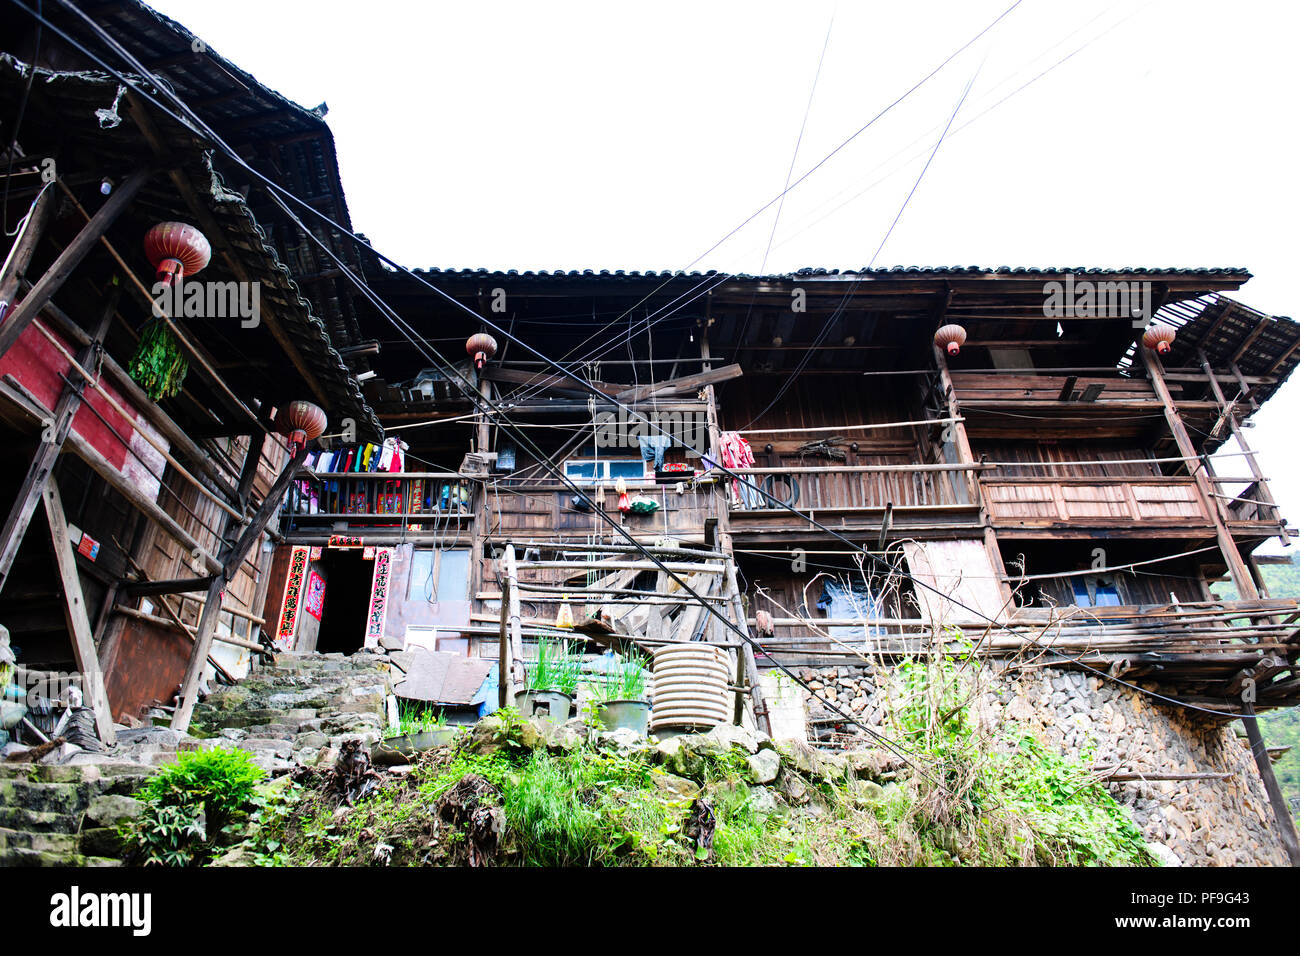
144, 222, 211, 287
276, 400, 328, 454
1142, 322, 1176, 355
934, 323, 967, 357
466, 332, 498, 370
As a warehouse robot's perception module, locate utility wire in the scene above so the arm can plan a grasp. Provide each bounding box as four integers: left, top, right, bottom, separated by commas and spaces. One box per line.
21, 0, 1265, 729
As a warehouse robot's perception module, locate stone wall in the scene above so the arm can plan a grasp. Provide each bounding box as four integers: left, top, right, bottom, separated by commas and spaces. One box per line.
799, 663, 1289, 867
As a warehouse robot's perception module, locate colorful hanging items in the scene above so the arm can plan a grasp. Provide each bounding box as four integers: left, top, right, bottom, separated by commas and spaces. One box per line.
615, 475, 631, 513
718, 431, 758, 508
628, 494, 660, 514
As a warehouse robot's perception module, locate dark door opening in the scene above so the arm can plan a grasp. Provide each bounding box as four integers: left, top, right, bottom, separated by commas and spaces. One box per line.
313, 549, 373, 655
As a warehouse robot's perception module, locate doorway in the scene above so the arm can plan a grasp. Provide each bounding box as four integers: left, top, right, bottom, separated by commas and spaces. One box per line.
313, 548, 373, 655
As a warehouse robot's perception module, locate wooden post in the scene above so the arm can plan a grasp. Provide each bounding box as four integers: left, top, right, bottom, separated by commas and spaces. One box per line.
0, 376, 224, 573
498, 565, 512, 708
1143, 347, 1259, 600
0, 169, 150, 360
172, 445, 306, 731
1197, 348, 1282, 533
725, 559, 770, 735
0, 286, 119, 594
934, 344, 1012, 611
1242, 699, 1300, 866
504, 545, 525, 695
0, 181, 56, 314
42, 482, 116, 745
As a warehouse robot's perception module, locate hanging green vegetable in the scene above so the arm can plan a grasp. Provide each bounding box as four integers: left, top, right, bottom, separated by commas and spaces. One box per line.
128, 318, 189, 401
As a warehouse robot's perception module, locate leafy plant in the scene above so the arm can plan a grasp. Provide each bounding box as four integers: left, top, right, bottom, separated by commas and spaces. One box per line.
587, 652, 649, 703
141, 746, 266, 833
127, 802, 207, 867
527, 637, 582, 694
388, 702, 448, 738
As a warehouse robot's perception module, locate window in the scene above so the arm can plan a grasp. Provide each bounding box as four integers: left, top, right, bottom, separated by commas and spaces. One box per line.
408, 548, 471, 602
563, 458, 646, 485
1071, 575, 1121, 607
818, 578, 885, 637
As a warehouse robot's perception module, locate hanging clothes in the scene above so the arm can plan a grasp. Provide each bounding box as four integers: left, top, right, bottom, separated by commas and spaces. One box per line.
717, 431, 759, 508
638, 434, 672, 470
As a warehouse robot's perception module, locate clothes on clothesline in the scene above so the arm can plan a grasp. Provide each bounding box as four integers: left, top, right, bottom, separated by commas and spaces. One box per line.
717, 431, 761, 508
637, 434, 672, 470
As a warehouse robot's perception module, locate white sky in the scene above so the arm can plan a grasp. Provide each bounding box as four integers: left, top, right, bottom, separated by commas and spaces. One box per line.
149, 0, 1300, 552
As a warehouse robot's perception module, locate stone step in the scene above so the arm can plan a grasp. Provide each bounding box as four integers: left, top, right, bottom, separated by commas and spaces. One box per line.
0, 779, 87, 815
0, 826, 80, 854
0, 846, 121, 867
0, 806, 80, 834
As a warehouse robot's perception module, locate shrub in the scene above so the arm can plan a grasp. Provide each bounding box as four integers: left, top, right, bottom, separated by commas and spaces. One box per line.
128, 746, 266, 866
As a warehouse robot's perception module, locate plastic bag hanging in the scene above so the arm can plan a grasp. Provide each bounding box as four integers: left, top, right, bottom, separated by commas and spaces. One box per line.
555, 594, 574, 629
615, 475, 631, 513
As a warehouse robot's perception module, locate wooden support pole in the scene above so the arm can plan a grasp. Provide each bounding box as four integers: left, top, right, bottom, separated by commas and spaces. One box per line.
1143, 347, 1259, 600
934, 344, 1013, 611
0, 286, 119, 594
1197, 348, 1282, 531
725, 559, 770, 735
0, 180, 56, 313
172, 446, 306, 731
1242, 699, 1300, 866
42, 482, 116, 745
0, 169, 150, 359
498, 565, 512, 709
503, 545, 525, 696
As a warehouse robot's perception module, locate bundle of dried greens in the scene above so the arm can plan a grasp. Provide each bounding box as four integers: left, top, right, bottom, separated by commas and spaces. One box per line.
128, 318, 189, 401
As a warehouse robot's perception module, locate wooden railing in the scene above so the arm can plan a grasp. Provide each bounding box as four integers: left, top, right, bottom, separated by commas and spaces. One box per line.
982, 475, 1207, 526
725, 463, 978, 513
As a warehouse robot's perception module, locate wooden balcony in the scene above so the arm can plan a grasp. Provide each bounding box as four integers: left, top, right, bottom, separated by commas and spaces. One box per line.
486, 478, 719, 544
725, 463, 983, 540
281, 471, 473, 536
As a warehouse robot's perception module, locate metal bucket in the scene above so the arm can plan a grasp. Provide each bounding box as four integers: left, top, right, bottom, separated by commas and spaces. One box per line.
650, 644, 731, 734
596, 700, 650, 736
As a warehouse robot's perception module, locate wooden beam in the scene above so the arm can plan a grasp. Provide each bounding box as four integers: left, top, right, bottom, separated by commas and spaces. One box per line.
1242, 698, 1300, 866
0, 375, 223, 574
32, 295, 243, 502
0, 169, 150, 360
42, 482, 116, 745
0, 179, 56, 314
614, 363, 744, 403
1142, 347, 1258, 600
0, 286, 119, 595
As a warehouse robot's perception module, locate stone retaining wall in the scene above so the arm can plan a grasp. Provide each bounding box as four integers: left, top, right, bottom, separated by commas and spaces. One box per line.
800, 663, 1289, 867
